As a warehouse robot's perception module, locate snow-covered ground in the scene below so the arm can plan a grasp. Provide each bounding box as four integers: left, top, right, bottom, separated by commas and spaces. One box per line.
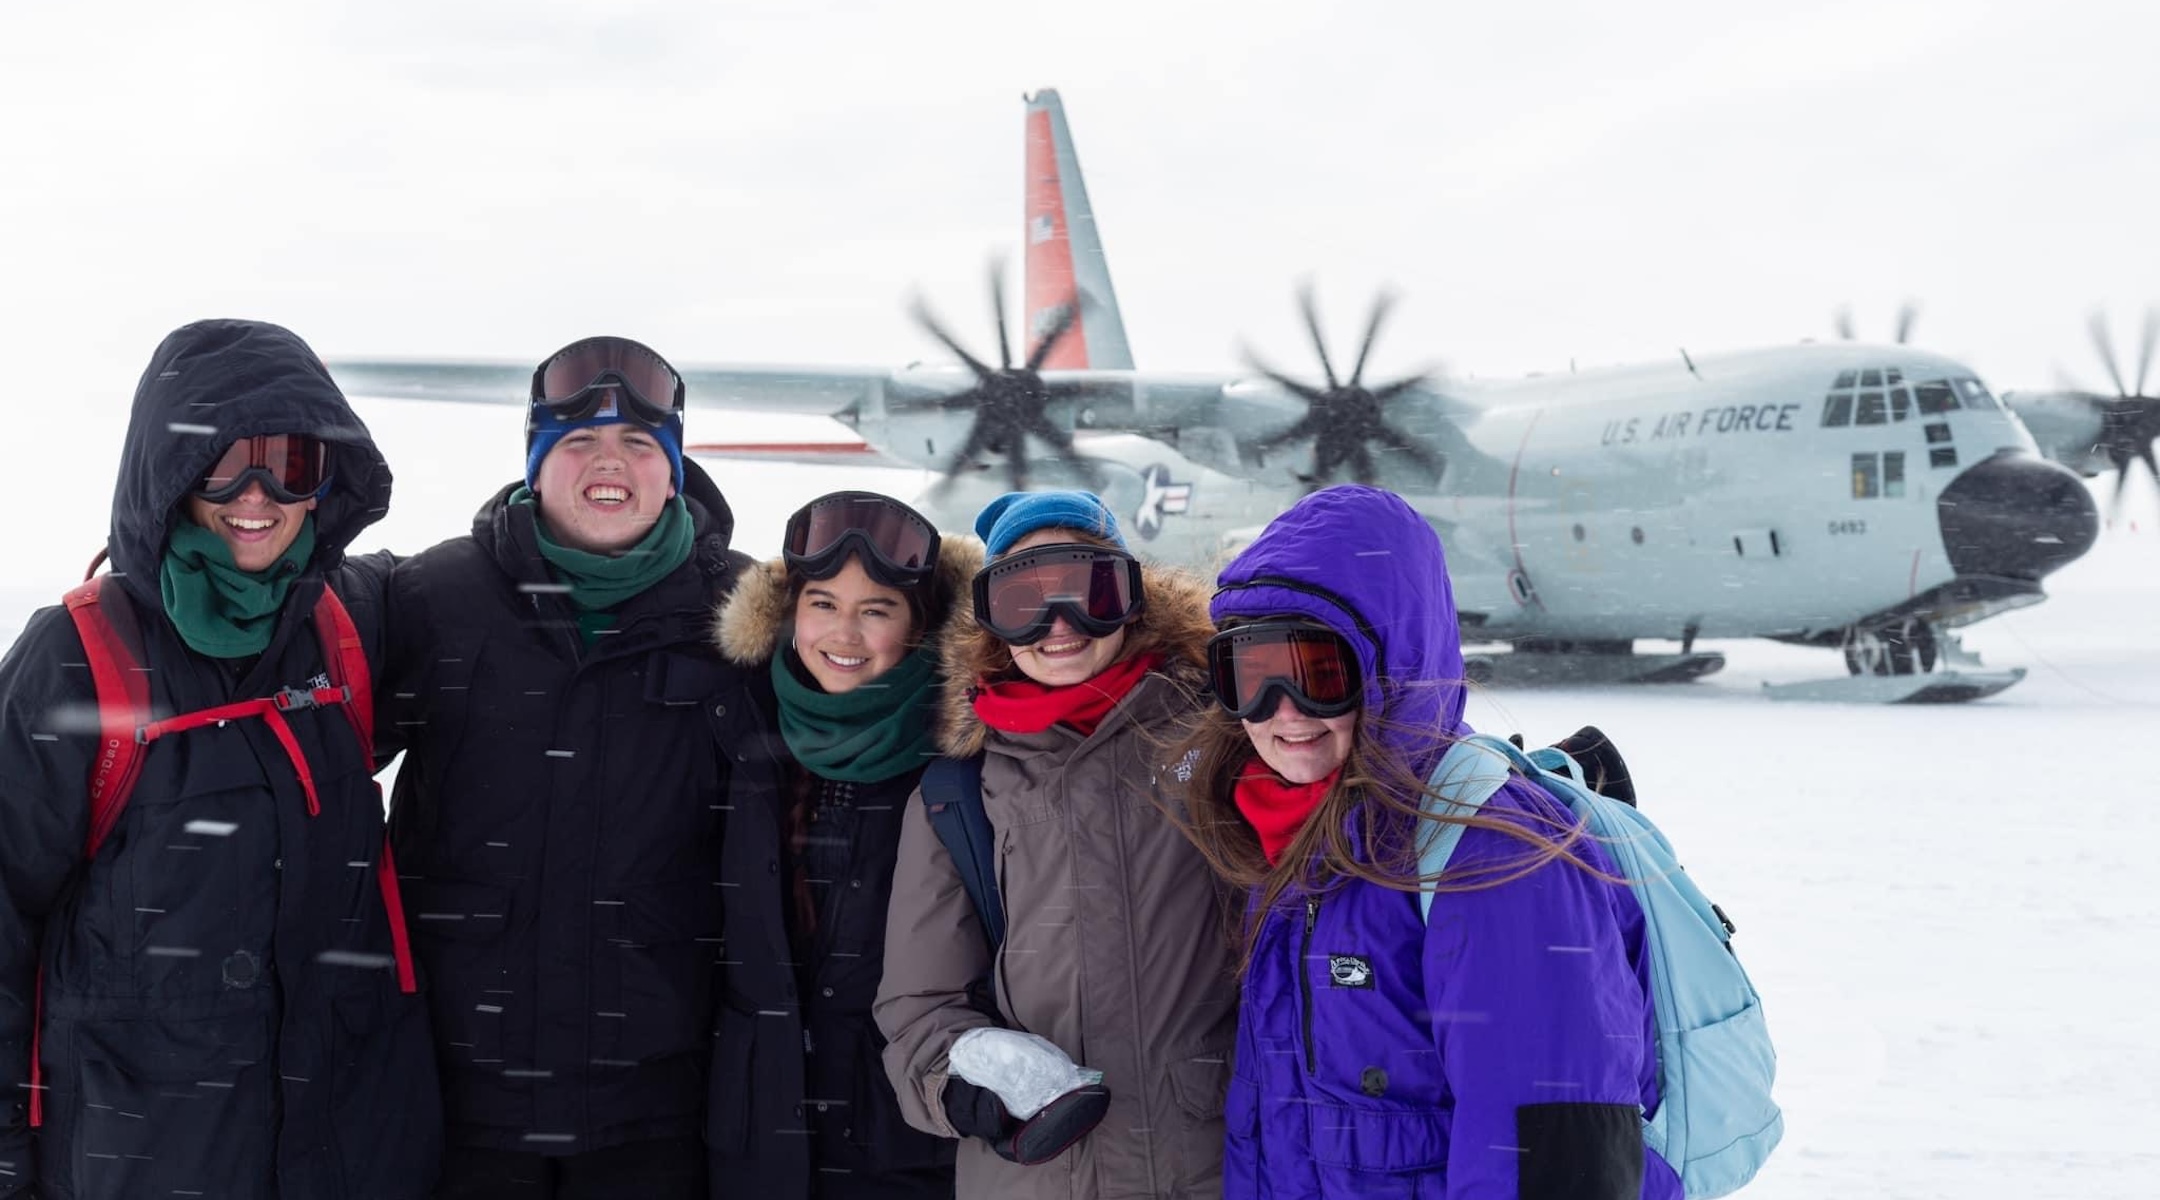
6, 391, 2158, 1198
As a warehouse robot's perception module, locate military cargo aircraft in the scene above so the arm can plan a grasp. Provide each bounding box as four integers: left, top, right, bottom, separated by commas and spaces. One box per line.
333, 90, 2103, 702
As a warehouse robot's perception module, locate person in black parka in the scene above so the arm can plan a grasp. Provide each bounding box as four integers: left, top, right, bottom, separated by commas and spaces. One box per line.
0, 318, 441, 1200
381, 337, 752, 1199
705, 492, 973, 1199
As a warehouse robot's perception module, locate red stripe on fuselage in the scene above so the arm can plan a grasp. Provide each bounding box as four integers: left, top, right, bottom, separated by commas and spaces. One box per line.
1025, 107, 1091, 369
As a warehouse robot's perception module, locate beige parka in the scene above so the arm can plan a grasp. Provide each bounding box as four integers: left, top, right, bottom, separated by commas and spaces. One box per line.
873, 563, 1239, 1200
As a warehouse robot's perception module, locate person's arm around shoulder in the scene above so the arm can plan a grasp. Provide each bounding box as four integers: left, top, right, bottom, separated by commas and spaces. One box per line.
0, 609, 101, 1196
1424, 781, 1649, 1200
873, 775, 999, 1139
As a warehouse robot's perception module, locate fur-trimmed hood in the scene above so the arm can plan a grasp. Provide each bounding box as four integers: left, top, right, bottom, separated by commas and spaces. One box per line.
714, 535, 986, 666
934, 560, 1217, 758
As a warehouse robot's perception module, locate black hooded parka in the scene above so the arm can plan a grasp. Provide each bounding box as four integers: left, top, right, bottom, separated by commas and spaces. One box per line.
0, 319, 442, 1200
380, 459, 752, 1157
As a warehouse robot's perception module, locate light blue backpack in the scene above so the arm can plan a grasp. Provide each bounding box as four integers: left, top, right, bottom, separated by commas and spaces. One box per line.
1419, 733, 1783, 1198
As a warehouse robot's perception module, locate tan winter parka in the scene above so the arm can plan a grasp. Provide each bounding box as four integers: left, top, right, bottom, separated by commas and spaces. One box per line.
873, 565, 1239, 1200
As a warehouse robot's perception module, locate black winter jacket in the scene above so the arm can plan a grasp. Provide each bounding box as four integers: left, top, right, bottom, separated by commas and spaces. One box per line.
0, 319, 441, 1200
382, 462, 752, 1156
704, 549, 977, 1199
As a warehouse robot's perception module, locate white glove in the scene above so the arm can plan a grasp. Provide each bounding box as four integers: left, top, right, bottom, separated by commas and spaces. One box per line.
948, 1028, 1105, 1119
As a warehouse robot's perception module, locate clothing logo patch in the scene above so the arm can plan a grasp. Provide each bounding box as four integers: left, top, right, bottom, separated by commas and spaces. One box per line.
1329, 954, 1374, 988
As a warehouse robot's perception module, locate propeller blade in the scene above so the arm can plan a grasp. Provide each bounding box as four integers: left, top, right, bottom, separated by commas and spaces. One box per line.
1835, 306, 1856, 341
927, 423, 995, 499
2090, 312, 2129, 398
1895, 301, 1920, 346
2136, 307, 2157, 399
1240, 348, 1330, 404
1348, 292, 1398, 388
990, 260, 1013, 370
911, 299, 996, 381
1023, 300, 1080, 372
928, 386, 988, 413
1369, 372, 1432, 404
1377, 421, 1447, 476
1298, 284, 1341, 391
1251, 413, 1324, 455
1019, 410, 1103, 490
1349, 443, 1379, 487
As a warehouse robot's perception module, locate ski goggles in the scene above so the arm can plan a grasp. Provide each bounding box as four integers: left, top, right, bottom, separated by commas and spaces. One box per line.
194, 434, 330, 505
783, 492, 941, 589
529, 336, 684, 427
972, 543, 1146, 645
1207, 620, 1363, 720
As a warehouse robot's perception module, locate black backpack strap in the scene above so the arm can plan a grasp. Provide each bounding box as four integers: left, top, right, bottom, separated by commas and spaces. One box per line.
921, 755, 1003, 951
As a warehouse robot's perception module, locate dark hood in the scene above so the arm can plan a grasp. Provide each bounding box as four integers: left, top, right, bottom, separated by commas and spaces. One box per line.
1211, 484, 1468, 769
108, 319, 392, 607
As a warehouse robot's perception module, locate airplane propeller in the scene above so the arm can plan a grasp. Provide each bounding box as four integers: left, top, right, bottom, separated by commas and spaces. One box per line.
911, 260, 1100, 495
2080, 307, 2160, 512
1835, 301, 1921, 344
1242, 285, 1445, 490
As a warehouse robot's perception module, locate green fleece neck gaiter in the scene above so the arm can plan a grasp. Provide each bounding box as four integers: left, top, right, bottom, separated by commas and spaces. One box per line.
770, 643, 939, 784
516, 489, 694, 619
159, 516, 317, 659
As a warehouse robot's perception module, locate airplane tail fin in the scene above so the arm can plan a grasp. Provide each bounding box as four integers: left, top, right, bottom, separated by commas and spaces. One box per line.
1024, 89, 1135, 370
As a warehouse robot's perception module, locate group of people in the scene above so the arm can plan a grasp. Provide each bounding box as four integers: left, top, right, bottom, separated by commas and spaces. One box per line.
1, 319, 1674, 1200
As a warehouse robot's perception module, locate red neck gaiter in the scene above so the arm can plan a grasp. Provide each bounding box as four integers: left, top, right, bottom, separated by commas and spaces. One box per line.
1234, 758, 1341, 866
972, 652, 1164, 738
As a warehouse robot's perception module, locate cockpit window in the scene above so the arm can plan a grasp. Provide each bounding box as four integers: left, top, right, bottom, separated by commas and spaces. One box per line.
1954, 378, 1999, 410
1833, 370, 1857, 389
1856, 391, 1888, 425
1822, 393, 1854, 426
1860, 369, 1883, 388
1915, 381, 1959, 415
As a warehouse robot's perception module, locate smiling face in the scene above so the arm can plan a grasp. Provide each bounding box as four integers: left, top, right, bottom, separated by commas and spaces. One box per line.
183, 480, 317, 573
1000, 528, 1128, 687
792, 556, 917, 694
533, 423, 677, 554
1242, 694, 1359, 784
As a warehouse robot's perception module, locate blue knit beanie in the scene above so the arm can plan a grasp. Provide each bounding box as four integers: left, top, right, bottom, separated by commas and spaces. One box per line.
974, 490, 1127, 557
525, 397, 685, 491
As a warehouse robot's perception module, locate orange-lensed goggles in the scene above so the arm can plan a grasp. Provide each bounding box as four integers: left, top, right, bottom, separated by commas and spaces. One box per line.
1207, 621, 1363, 720
972, 543, 1145, 645
194, 434, 330, 504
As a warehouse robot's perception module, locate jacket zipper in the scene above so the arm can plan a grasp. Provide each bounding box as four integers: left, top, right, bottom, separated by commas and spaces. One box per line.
1299, 895, 1320, 1074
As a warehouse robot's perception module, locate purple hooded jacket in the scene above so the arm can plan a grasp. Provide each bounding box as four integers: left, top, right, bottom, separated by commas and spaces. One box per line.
1210, 486, 1681, 1200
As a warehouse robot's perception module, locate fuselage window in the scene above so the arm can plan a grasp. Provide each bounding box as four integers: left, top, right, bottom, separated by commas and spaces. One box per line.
1883, 451, 1906, 498
1822, 393, 1854, 426
1889, 387, 1911, 421
1925, 422, 1953, 444
1915, 381, 1960, 415
1930, 446, 1959, 469
1856, 391, 1888, 425
1852, 452, 1881, 499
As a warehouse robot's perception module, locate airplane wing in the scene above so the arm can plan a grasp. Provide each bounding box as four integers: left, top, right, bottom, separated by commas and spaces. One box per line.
684, 439, 920, 470
330, 359, 902, 418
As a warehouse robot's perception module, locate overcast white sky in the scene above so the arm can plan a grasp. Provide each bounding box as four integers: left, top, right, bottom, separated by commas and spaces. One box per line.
4, 0, 2156, 415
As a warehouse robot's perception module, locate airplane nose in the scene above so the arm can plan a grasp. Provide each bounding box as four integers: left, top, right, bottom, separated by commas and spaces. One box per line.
1936, 451, 2099, 580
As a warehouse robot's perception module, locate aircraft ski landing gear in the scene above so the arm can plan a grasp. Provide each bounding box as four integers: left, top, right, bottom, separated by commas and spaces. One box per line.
1463, 639, 1726, 687
1840, 618, 1937, 677
1770, 619, 2025, 703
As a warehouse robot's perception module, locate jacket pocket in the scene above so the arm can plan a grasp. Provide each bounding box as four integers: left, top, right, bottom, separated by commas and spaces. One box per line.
67, 1011, 274, 1197
1305, 1099, 1448, 1172
1168, 1049, 1230, 1122
603, 877, 723, 1065
402, 877, 511, 1067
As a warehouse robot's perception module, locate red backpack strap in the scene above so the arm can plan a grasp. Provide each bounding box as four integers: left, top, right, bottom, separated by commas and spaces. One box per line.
39, 575, 154, 1127
308, 586, 416, 994
62, 576, 152, 860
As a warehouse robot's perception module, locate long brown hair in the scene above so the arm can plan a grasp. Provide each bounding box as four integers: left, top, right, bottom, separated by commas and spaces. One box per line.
1170, 688, 1610, 977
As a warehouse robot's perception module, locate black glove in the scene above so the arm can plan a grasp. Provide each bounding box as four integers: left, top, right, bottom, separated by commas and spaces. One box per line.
942, 1076, 1112, 1165
1551, 725, 1636, 808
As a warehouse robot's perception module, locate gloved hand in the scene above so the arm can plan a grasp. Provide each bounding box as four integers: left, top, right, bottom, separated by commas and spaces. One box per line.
1510, 726, 1637, 807
948, 1028, 1101, 1118
942, 1075, 1113, 1165
944, 1028, 1111, 1165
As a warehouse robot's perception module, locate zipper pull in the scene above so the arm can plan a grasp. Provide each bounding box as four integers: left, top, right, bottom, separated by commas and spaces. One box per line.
1305, 896, 1318, 933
